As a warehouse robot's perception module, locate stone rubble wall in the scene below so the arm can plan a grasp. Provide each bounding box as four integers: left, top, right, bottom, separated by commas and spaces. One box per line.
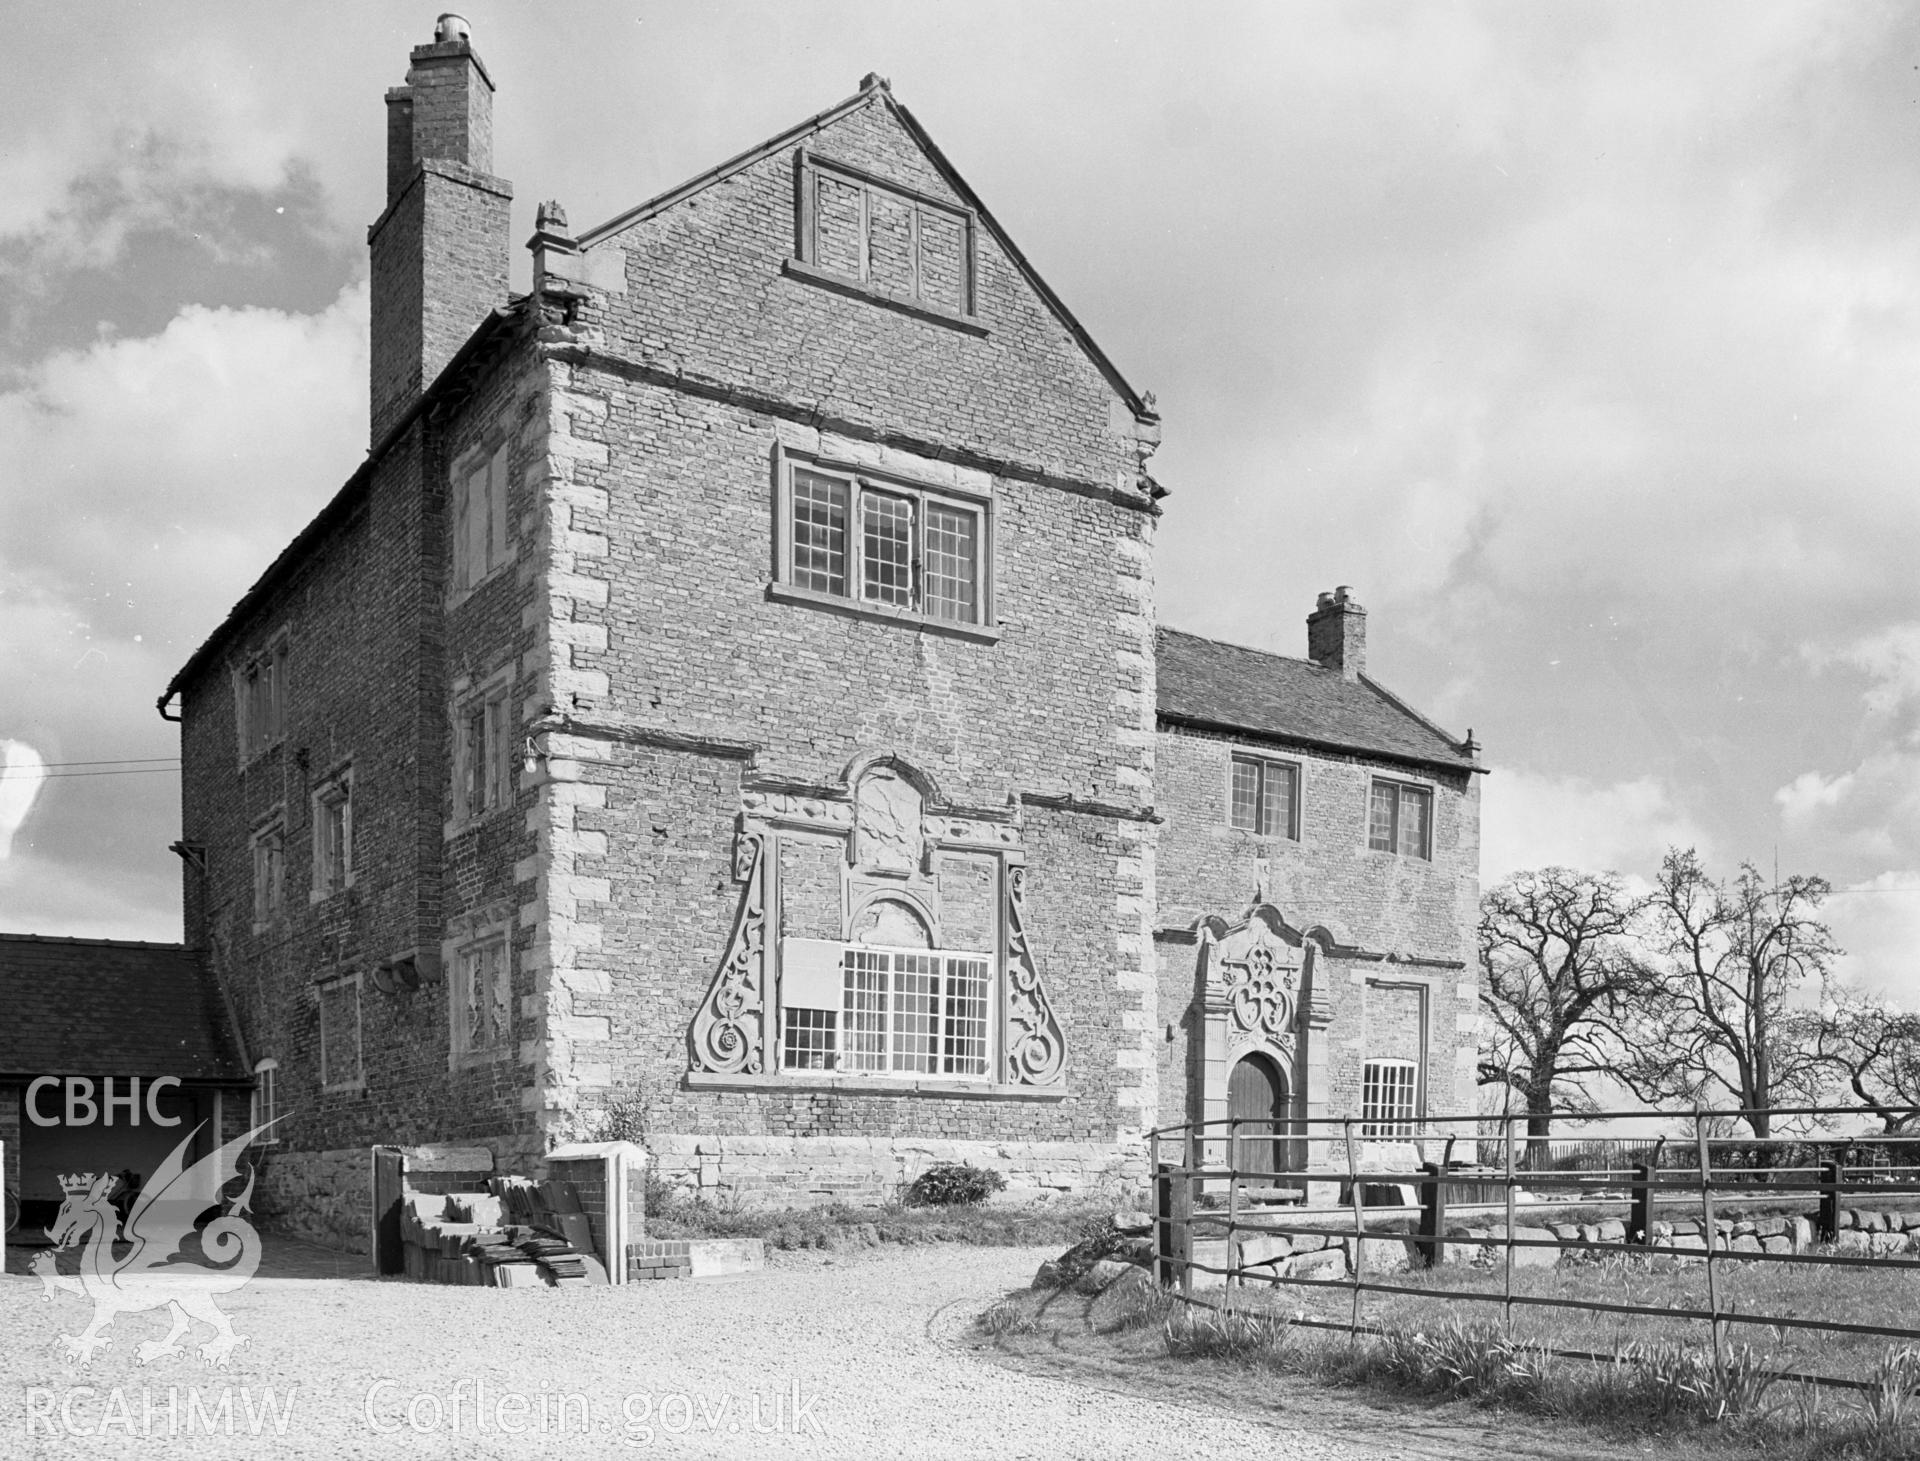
647, 1135, 1145, 1209
255, 1147, 374, 1255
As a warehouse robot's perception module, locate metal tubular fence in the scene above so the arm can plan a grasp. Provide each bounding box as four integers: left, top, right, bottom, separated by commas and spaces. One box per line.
1146, 1105, 1920, 1394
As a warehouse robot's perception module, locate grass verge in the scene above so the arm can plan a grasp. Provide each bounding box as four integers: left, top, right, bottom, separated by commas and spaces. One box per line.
977, 1274, 1920, 1460
1159, 1304, 1920, 1460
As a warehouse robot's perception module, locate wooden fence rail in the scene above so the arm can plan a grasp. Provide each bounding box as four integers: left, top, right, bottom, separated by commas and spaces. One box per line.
1146, 1106, 1920, 1394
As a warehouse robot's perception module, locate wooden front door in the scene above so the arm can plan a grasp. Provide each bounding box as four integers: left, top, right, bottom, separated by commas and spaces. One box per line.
1228, 1052, 1289, 1183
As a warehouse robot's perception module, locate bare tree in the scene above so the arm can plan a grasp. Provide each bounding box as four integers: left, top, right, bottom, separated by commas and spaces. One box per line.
1618, 849, 1839, 1138
1817, 993, 1920, 1132
1477, 867, 1650, 1167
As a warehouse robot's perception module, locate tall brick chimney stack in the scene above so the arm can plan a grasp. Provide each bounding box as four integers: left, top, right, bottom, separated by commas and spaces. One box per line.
368, 13, 513, 442
1306, 586, 1367, 681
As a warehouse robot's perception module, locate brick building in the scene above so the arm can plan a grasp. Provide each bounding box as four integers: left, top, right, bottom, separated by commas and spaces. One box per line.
157, 18, 1482, 1244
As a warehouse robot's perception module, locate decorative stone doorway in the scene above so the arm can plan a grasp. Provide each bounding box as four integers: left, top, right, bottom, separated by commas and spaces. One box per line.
1193, 904, 1331, 1190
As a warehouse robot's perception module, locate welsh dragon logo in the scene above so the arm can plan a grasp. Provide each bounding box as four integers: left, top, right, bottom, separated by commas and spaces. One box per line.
31, 1119, 275, 1367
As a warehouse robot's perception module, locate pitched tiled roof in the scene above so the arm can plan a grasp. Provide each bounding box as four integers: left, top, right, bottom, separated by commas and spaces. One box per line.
0, 935, 249, 1082
1157, 628, 1480, 773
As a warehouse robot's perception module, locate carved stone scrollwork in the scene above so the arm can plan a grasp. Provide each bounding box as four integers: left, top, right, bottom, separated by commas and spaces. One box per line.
691, 826, 770, 1075
1224, 942, 1297, 1042
1003, 865, 1067, 1085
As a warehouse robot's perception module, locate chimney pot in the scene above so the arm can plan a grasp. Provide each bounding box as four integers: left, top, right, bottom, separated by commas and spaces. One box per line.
1306, 587, 1367, 681
435, 13, 471, 43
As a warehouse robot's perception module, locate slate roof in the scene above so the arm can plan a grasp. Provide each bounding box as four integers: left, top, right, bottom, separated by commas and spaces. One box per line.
1156, 628, 1480, 773
0, 934, 250, 1082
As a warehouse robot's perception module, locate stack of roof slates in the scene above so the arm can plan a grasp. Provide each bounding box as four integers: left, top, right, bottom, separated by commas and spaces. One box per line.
395, 1177, 605, 1287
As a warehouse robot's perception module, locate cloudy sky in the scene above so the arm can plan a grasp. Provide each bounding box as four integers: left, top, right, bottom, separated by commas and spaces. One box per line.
3, 2, 1918, 998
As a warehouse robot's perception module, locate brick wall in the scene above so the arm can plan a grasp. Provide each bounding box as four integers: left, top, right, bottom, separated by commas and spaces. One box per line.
498, 90, 1162, 1194
176, 325, 547, 1176
369, 167, 512, 442
542, 368, 1151, 807
254, 1145, 371, 1254
576, 96, 1146, 495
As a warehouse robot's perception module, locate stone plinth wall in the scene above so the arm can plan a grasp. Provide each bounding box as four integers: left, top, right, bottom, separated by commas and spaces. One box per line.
256, 1147, 372, 1255
648, 1136, 1144, 1209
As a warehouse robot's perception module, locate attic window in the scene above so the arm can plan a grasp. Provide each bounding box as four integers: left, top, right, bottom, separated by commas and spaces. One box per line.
791, 151, 977, 325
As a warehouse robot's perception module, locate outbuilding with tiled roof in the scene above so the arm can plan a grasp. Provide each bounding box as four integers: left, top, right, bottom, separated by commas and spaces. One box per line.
1, 934, 253, 1237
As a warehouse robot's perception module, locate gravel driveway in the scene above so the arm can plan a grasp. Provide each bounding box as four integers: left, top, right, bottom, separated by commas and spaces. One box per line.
2, 1239, 1391, 1459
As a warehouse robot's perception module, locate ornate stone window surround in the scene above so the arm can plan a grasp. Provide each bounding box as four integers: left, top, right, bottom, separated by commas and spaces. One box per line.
443, 899, 516, 1070
767, 440, 999, 642
688, 754, 1067, 1098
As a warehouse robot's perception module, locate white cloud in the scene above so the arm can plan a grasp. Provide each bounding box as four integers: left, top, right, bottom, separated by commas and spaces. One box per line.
1826, 871, 1920, 1009
0, 283, 367, 938
1838, 624, 1920, 716
1777, 769, 1858, 826
1481, 768, 1710, 883
0, 34, 315, 266
1774, 622, 1920, 867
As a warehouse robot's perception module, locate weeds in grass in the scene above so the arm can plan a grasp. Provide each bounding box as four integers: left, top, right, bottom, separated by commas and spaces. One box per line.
977, 1301, 1044, 1338
1096, 1278, 1176, 1334
1708, 1344, 1783, 1421
1147, 1300, 1920, 1458
1861, 1348, 1920, 1442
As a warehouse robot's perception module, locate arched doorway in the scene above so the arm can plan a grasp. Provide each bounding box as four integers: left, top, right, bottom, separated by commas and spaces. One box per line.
1228, 1051, 1291, 1185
